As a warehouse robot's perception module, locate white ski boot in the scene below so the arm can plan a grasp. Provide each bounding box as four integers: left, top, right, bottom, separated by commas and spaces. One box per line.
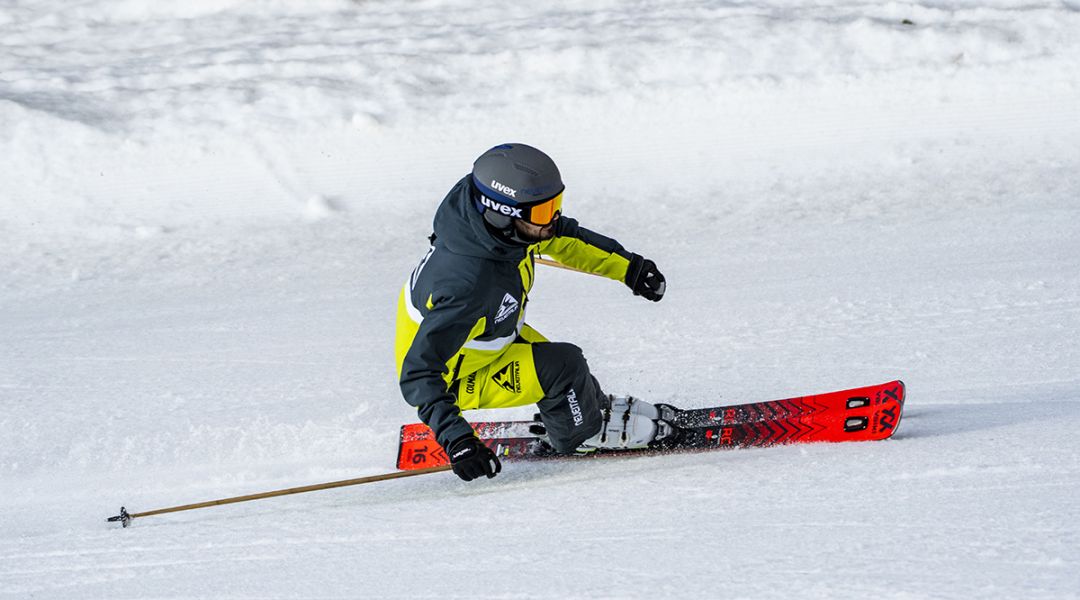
578, 395, 679, 453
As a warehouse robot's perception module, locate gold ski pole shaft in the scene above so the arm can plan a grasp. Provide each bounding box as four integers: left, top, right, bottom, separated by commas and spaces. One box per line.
107, 464, 453, 527
534, 257, 596, 275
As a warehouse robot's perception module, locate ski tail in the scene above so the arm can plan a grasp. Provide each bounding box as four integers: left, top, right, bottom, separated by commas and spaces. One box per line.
397, 422, 540, 470
397, 423, 447, 470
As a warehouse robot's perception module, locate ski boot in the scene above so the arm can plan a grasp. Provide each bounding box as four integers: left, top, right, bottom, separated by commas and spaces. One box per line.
577, 395, 681, 453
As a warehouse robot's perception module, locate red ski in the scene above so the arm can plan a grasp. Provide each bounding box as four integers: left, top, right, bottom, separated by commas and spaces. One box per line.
397, 380, 905, 470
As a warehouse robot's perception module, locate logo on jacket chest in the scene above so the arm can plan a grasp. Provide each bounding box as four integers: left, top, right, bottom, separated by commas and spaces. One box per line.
495, 292, 519, 324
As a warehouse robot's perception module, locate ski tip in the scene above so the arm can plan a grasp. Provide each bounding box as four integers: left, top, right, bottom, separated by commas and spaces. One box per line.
877, 380, 906, 406
892, 380, 907, 434
890, 380, 906, 408
874, 380, 906, 440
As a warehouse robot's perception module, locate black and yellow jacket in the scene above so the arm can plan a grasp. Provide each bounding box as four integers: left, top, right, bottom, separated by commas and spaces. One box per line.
395, 175, 634, 449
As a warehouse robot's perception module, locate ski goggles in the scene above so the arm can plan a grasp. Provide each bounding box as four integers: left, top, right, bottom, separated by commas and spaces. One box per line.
478, 191, 564, 226
521, 191, 563, 225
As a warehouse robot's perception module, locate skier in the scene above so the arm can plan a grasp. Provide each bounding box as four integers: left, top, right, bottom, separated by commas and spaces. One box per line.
395, 144, 669, 482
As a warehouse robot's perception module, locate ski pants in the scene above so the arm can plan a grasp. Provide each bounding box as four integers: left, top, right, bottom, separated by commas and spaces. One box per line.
452, 325, 606, 453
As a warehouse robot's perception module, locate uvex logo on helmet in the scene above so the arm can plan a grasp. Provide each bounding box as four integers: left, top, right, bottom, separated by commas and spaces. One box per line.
490, 179, 517, 198
479, 195, 523, 218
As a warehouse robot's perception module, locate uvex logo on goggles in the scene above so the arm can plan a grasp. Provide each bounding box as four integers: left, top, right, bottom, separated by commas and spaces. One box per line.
480, 195, 523, 218
480, 193, 563, 225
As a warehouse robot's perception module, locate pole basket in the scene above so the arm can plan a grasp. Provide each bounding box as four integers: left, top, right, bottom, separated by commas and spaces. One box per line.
106, 507, 132, 528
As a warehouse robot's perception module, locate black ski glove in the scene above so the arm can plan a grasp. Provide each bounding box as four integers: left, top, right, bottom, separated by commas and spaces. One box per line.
447, 435, 501, 482
625, 253, 666, 302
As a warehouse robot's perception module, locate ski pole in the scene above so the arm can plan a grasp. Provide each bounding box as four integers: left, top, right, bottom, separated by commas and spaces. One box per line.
535, 257, 595, 275
106, 464, 452, 528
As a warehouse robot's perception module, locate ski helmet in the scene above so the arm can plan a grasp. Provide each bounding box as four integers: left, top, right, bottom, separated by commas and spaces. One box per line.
471, 144, 565, 243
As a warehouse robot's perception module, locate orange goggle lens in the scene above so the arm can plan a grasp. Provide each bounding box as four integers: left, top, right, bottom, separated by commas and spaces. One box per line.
525, 192, 563, 225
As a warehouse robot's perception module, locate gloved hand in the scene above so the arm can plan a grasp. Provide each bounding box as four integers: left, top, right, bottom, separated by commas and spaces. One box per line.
447, 435, 501, 481
625, 254, 666, 302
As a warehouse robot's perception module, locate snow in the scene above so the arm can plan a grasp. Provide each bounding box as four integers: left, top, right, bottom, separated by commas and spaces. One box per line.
2, 0, 1079, 597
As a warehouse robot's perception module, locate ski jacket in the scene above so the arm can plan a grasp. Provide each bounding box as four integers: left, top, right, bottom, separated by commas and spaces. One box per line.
395, 175, 635, 450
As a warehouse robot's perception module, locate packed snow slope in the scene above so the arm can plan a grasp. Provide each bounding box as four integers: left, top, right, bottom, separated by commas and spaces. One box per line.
2, 0, 1080, 597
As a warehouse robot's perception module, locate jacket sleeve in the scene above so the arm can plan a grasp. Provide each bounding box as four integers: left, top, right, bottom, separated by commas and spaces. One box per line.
535, 216, 634, 282
398, 286, 481, 450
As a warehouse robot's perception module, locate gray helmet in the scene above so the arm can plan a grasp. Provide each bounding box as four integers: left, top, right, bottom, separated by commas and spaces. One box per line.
471, 144, 565, 242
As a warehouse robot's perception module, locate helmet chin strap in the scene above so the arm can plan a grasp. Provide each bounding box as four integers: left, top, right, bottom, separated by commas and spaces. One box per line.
480, 209, 531, 246
508, 221, 541, 244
